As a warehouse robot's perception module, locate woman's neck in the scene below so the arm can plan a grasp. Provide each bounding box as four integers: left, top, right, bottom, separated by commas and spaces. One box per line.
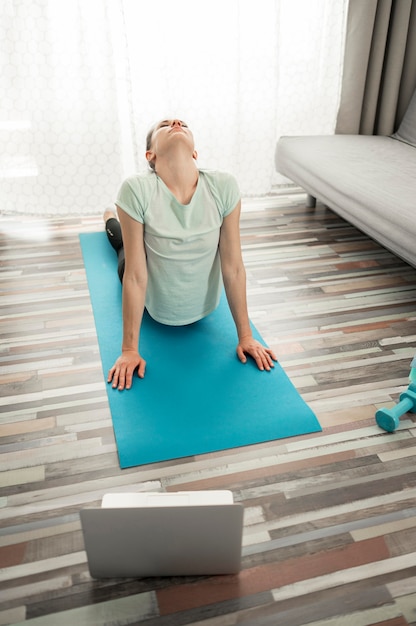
155, 153, 199, 205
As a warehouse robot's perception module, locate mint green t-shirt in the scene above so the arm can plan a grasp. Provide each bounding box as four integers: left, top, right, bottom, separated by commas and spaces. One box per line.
116, 169, 241, 325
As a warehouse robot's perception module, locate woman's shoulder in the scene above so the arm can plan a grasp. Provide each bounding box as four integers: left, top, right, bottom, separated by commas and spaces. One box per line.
199, 169, 237, 187
120, 171, 157, 194
199, 170, 240, 216
116, 172, 157, 219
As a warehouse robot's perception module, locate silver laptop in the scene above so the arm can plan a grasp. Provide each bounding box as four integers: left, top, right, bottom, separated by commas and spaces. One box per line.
80, 490, 244, 578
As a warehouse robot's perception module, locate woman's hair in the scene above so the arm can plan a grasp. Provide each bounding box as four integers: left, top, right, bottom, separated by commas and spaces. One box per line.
146, 123, 157, 172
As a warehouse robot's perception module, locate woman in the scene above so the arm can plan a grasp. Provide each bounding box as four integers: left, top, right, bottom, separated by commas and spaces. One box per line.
106, 118, 276, 390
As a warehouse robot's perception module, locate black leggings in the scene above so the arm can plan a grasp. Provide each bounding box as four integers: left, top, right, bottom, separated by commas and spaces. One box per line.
105, 217, 125, 283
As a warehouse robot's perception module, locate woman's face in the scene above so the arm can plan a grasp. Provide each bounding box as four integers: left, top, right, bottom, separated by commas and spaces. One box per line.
147, 119, 196, 162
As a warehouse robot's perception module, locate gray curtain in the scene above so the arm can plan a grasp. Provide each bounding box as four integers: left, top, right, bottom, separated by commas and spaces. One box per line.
336, 0, 416, 135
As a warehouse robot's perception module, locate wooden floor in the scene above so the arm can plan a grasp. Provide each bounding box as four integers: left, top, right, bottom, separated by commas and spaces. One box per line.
1, 192, 416, 626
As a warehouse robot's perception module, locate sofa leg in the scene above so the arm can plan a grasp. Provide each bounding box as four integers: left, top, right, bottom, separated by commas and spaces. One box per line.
306, 194, 316, 208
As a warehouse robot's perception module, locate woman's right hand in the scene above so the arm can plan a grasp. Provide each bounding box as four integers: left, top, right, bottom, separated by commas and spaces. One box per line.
107, 350, 146, 390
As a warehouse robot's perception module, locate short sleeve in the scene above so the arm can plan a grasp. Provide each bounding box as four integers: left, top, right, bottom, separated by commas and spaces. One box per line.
221, 172, 241, 217
116, 175, 149, 223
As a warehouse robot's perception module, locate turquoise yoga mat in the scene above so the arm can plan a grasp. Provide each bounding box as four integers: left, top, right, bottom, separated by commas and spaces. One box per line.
79, 232, 321, 468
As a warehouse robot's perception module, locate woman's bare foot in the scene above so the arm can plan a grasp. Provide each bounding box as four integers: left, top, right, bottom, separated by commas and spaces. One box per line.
103, 208, 117, 223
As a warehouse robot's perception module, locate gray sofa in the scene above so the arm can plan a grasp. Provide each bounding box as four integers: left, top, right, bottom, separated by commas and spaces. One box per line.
275, 89, 416, 268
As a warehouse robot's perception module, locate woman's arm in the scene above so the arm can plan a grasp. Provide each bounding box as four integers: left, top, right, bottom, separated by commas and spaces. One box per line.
107, 207, 148, 390
219, 201, 277, 370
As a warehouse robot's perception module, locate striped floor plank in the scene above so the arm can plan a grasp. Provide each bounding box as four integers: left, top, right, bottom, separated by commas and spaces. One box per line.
1, 192, 416, 625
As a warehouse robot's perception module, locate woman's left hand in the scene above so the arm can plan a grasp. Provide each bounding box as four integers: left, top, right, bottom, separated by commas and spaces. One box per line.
236, 336, 277, 371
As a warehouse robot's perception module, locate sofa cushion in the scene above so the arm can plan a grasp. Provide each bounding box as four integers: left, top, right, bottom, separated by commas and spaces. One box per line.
392, 88, 416, 147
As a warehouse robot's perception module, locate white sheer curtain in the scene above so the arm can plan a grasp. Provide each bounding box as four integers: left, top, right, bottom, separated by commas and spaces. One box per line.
0, 0, 348, 215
